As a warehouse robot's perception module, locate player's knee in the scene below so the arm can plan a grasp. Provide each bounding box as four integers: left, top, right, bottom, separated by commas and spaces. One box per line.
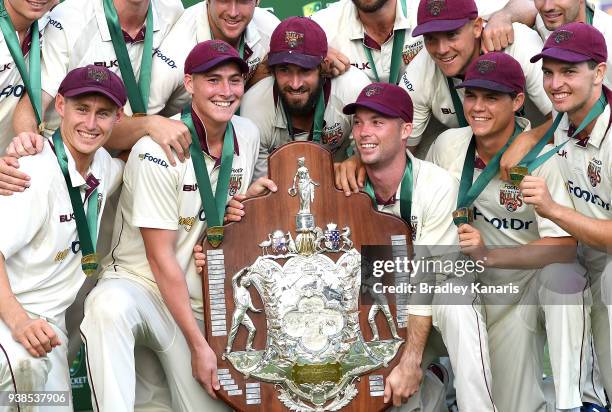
84, 283, 139, 327
12, 357, 50, 392
538, 262, 587, 296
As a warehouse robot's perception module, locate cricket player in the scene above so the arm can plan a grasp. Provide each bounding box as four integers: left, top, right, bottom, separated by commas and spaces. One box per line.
311, 0, 508, 85
10, 0, 184, 155
399, 0, 551, 149
0, 0, 55, 153
502, 22, 612, 404
240, 17, 370, 179
426, 52, 585, 412
79, 40, 259, 412
0, 65, 126, 411
226, 83, 498, 412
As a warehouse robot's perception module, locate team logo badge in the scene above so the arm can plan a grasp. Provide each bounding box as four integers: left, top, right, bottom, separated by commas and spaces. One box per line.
587, 158, 602, 187
364, 85, 382, 97
402, 41, 423, 65
229, 172, 243, 196
499, 183, 523, 212
284, 31, 304, 48
427, 0, 446, 16
87, 67, 108, 82
476, 60, 496, 74
554, 30, 573, 44
211, 41, 229, 53
322, 122, 342, 147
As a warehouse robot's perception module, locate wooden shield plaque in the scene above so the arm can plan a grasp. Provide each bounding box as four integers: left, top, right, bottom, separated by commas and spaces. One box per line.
202, 142, 413, 411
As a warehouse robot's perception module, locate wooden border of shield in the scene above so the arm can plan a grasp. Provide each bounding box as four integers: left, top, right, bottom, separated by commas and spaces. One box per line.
201, 142, 413, 411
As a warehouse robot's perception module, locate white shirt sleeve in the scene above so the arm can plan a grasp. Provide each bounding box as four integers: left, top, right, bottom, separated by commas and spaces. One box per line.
399, 50, 432, 146
128, 139, 181, 231
41, 8, 71, 98
532, 146, 573, 238
0, 158, 50, 259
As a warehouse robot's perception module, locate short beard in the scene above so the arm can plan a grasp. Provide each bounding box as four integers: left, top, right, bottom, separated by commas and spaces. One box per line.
351, 0, 388, 13
279, 78, 323, 117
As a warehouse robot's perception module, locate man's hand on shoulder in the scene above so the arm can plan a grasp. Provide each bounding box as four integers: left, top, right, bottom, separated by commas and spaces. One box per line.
145, 115, 192, 167
224, 178, 278, 223
334, 155, 365, 196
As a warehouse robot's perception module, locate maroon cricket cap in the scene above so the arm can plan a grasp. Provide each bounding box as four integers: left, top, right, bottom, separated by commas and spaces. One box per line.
58, 65, 127, 107
343, 83, 413, 123
530, 22, 607, 64
412, 0, 478, 37
268, 17, 327, 69
457, 52, 525, 94
184, 40, 249, 75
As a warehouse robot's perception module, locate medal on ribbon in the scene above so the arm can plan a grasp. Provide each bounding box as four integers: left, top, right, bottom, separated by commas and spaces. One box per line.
181, 105, 235, 248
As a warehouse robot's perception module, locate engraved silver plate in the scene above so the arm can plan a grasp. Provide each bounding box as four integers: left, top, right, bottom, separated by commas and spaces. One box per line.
246, 399, 261, 405
227, 389, 243, 396
370, 391, 385, 397
223, 384, 239, 391
223, 250, 403, 411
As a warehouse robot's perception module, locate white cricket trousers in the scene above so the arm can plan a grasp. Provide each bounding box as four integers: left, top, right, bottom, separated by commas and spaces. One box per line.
80, 277, 230, 412
0, 319, 72, 412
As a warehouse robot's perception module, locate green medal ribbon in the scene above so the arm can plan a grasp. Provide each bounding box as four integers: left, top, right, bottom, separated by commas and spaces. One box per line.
518, 92, 607, 173
362, 0, 407, 84
181, 105, 234, 247
586, 5, 594, 25
456, 120, 524, 210
103, 0, 153, 115
0, 4, 42, 125
446, 77, 468, 128
52, 130, 99, 275
282, 85, 326, 143
363, 157, 413, 223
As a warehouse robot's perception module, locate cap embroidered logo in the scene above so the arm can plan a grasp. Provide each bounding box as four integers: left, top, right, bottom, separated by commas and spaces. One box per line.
211, 41, 229, 53
427, 0, 446, 16
364, 85, 383, 97
87, 67, 109, 82
554, 30, 573, 44
285, 31, 305, 49
476, 60, 496, 74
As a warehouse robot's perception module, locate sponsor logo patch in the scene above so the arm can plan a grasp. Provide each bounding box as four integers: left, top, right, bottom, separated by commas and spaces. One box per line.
499, 183, 523, 212
138, 152, 169, 168
587, 158, 602, 188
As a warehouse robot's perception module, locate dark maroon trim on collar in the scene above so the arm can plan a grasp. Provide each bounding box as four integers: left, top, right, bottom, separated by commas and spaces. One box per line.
122, 26, 146, 44
375, 192, 397, 206
243, 43, 253, 62
84, 174, 100, 202
568, 86, 612, 147
474, 156, 486, 170
191, 107, 240, 166
21, 28, 41, 55
363, 31, 392, 51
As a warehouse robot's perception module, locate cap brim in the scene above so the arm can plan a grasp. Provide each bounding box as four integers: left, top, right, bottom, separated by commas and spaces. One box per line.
268, 51, 323, 69
530, 47, 592, 63
191, 56, 249, 74
456, 79, 516, 94
62, 86, 124, 107
412, 18, 471, 37
343, 101, 402, 119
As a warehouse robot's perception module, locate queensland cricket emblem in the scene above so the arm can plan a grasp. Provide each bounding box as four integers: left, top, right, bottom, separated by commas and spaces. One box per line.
211, 40, 229, 52
285, 31, 305, 48
476, 60, 496, 74
588, 158, 602, 188
554, 30, 573, 44
364, 85, 383, 97
87, 67, 109, 82
222, 159, 404, 411
427, 0, 445, 16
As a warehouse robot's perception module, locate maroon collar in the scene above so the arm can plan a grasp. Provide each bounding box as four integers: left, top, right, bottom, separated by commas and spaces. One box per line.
122, 26, 146, 44
191, 107, 240, 167
375, 192, 397, 206
84, 174, 100, 201
243, 42, 253, 62
568, 86, 612, 147
21, 28, 40, 55
362, 31, 393, 51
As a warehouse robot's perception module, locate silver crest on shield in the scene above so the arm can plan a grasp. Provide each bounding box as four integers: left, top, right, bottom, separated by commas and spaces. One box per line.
222, 158, 404, 411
